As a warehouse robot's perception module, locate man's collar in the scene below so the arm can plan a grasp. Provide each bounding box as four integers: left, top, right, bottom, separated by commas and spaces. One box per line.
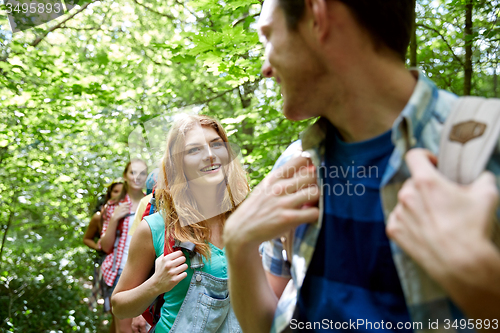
301, 117, 328, 151
391, 69, 438, 147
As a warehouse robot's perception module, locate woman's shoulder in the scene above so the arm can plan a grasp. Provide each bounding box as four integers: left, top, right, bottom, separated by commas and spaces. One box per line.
143, 213, 165, 257
143, 212, 164, 229
89, 211, 101, 225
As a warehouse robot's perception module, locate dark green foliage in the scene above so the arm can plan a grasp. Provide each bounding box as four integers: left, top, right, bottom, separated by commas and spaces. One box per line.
1, 247, 110, 332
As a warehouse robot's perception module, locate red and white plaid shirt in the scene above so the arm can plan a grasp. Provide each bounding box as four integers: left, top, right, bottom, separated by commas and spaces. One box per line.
101, 194, 133, 287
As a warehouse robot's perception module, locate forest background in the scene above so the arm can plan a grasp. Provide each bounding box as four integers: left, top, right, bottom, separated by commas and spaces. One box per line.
0, 0, 499, 331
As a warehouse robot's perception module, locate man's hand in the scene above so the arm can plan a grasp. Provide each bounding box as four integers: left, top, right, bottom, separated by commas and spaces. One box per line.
131, 315, 149, 333
387, 148, 500, 321
387, 148, 498, 279
223, 154, 320, 333
224, 154, 320, 249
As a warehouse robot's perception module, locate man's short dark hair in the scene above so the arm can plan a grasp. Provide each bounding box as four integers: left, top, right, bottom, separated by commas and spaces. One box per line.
277, 0, 414, 61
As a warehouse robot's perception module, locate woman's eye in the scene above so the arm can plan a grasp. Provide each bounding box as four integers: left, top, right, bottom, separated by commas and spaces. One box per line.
187, 147, 200, 154
211, 142, 224, 148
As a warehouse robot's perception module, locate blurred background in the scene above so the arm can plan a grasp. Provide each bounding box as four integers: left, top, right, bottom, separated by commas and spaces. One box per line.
0, 0, 498, 331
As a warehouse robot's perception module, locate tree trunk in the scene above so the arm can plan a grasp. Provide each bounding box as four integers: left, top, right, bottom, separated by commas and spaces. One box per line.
239, 83, 255, 158
0, 208, 15, 266
409, 0, 417, 67
464, 0, 474, 96
494, 64, 498, 98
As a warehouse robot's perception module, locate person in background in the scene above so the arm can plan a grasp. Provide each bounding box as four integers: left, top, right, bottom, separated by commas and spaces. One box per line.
83, 179, 123, 333
100, 160, 148, 333
129, 169, 158, 333
128, 168, 159, 237
83, 180, 123, 251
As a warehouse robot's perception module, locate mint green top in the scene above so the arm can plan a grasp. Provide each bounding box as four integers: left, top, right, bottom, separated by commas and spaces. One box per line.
144, 212, 228, 332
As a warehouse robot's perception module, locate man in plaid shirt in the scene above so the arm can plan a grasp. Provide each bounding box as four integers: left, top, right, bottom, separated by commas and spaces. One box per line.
224, 0, 500, 332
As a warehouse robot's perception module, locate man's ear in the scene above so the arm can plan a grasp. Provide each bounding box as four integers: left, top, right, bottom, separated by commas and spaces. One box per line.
306, 0, 330, 43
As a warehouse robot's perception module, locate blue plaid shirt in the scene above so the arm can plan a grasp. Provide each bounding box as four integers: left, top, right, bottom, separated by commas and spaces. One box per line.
262, 70, 500, 333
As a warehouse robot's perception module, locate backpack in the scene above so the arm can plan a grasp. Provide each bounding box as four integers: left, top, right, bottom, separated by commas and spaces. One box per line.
142, 234, 175, 331
141, 226, 196, 332
142, 188, 156, 221
139, 189, 167, 331
438, 97, 500, 184
281, 96, 500, 263
438, 96, 500, 246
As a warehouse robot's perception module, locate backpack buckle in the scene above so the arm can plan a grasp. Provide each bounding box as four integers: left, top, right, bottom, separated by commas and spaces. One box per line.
173, 240, 196, 258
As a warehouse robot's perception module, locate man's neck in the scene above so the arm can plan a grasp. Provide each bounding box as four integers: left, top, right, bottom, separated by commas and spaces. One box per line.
324, 61, 417, 143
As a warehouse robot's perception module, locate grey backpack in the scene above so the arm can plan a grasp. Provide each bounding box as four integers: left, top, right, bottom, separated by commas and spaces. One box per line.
438, 96, 500, 246
439, 96, 500, 185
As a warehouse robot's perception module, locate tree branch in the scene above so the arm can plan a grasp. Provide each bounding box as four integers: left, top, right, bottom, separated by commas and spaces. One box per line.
174, 0, 200, 20
200, 87, 237, 104
30, 1, 94, 47
61, 26, 102, 31
132, 0, 176, 19
185, 78, 262, 106
232, 13, 260, 27
180, 87, 238, 108
417, 23, 465, 67
483, 8, 500, 40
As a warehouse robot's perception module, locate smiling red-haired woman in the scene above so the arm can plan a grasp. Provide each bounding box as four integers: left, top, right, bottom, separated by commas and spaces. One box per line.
111, 114, 248, 332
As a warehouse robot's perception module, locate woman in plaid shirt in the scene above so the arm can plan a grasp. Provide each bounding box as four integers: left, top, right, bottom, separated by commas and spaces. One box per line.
101, 160, 148, 333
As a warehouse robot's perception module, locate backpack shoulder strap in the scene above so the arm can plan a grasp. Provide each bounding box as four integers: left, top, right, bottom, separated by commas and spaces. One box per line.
163, 224, 175, 255
438, 96, 500, 185
142, 220, 175, 329
437, 96, 500, 267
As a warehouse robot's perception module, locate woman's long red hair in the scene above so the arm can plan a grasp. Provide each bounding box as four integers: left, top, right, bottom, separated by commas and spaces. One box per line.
155, 115, 249, 260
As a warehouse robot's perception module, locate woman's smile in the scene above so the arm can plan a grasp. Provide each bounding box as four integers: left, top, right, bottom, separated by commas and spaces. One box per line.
200, 163, 222, 173
183, 125, 228, 187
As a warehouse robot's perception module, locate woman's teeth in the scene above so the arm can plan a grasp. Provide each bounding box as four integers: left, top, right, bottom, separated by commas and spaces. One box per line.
201, 165, 220, 172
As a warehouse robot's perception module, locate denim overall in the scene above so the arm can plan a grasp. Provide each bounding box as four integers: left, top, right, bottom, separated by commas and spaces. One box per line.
168, 252, 241, 333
